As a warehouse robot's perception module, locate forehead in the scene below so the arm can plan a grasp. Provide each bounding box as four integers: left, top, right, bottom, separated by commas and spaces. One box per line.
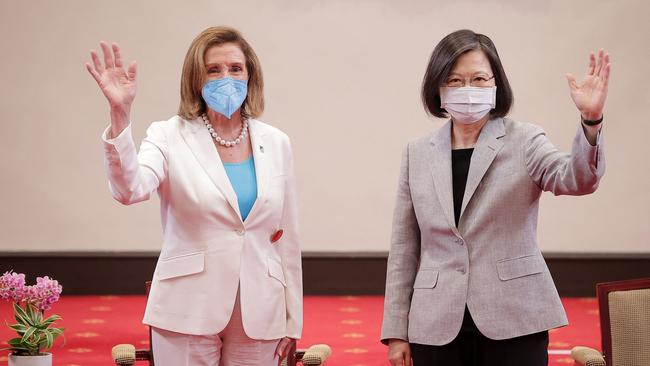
204, 42, 245, 64
449, 49, 492, 75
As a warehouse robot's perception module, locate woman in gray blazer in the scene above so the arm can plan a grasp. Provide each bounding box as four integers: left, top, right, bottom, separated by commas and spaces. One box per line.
381, 29, 610, 366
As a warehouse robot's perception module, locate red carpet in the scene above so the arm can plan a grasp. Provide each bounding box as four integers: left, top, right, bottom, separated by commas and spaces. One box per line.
1, 296, 600, 365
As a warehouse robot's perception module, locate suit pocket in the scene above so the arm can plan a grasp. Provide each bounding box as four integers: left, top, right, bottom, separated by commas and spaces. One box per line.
413, 269, 439, 289
267, 257, 287, 287
496, 254, 546, 281
156, 252, 205, 280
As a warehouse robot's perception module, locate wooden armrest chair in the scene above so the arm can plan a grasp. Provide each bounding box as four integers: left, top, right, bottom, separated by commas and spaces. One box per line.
571, 278, 650, 366
111, 282, 332, 365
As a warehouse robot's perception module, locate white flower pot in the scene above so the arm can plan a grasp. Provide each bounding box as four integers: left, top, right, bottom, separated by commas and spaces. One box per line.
8, 353, 52, 366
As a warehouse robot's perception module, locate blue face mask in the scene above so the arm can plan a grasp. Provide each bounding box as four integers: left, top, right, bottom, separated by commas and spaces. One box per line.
201, 77, 248, 119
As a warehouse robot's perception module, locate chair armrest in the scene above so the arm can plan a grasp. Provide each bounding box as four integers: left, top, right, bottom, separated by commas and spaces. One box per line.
571, 346, 606, 366
112, 344, 136, 365
301, 344, 333, 365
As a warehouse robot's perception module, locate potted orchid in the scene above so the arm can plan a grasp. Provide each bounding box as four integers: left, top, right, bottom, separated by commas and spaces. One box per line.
1, 271, 64, 366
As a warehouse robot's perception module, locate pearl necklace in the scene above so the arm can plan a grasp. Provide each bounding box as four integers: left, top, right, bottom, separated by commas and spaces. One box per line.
201, 114, 248, 148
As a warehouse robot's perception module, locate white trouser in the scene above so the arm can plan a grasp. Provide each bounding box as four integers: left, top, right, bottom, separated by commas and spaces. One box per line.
151, 288, 281, 366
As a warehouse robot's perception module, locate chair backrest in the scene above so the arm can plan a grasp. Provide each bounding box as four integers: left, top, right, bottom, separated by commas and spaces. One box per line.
597, 278, 650, 366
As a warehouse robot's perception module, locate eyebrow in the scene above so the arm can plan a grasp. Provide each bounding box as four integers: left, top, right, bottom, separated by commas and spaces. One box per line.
205, 61, 245, 68
447, 71, 491, 77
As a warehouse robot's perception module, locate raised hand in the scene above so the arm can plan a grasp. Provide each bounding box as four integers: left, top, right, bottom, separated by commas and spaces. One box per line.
566, 49, 611, 121
86, 41, 137, 137
86, 41, 137, 110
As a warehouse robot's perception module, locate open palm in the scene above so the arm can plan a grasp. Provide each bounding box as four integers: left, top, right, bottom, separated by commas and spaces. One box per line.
566, 49, 611, 121
86, 42, 137, 108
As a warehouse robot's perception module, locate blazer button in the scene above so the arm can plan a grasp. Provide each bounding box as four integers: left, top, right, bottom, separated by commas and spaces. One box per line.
235, 229, 245, 236
455, 238, 465, 245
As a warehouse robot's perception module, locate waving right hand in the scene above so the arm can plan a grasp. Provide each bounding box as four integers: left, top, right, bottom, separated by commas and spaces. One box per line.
86, 41, 137, 110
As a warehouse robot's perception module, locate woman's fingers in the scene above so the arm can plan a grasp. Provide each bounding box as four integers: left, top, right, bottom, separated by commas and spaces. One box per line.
274, 338, 290, 364
601, 53, 610, 83
127, 60, 138, 81
89, 41, 136, 82
586, 52, 595, 76
403, 350, 412, 366
85, 62, 101, 83
565, 73, 578, 90
100, 41, 115, 69
389, 350, 410, 365
594, 49, 604, 76
276, 338, 294, 365
602, 62, 611, 87
90, 50, 103, 73
390, 354, 406, 366
112, 43, 123, 68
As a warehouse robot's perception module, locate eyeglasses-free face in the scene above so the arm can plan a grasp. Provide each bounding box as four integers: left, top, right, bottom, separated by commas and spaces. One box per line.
204, 42, 249, 82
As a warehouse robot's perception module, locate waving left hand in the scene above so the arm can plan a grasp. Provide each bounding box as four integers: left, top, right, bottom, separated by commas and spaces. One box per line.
566, 49, 611, 121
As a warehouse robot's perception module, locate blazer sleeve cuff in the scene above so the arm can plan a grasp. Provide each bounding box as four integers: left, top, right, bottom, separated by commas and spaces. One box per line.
380, 315, 409, 345
380, 334, 409, 346
102, 123, 134, 148
285, 321, 302, 340
575, 124, 605, 175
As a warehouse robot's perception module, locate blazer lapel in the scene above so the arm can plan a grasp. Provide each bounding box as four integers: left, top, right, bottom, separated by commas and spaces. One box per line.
429, 121, 460, 236
243, 119, 269, 224
179, 117, 241, 220
459, 118, 506, 218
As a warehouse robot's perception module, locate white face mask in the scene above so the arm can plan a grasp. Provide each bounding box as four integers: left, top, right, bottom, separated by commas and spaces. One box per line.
440, 86, 497, 124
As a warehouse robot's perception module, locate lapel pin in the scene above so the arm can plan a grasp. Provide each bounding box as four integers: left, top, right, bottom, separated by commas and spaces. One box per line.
259, 145, 265, 153
270, 229, 283, 244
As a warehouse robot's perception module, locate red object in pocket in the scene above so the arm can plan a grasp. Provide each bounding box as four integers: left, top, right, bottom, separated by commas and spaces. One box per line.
270, 229, 284, 244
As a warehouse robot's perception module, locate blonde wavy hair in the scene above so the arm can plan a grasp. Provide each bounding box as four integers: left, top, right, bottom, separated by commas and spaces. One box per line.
178, 26, 264, 120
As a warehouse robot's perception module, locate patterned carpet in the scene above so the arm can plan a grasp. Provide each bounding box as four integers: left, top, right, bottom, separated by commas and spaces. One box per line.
0, 296, 599, 365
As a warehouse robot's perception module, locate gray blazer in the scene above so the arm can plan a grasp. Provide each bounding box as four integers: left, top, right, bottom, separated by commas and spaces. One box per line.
380, 117, 604, 346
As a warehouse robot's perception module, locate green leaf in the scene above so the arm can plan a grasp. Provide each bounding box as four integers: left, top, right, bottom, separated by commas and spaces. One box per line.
13, 309, 30, 326
7, 337, 35, 354
20, 326, 37, 344
24, 301, 34, 319
21, 327, 42, 347
23, 337, 38, 349
8, 337, 25, 346
9, 323, 27, 333
13, 303, 28, 319
1, 345, 27, 352
14, 314, 26, 326
44, 330, 54, 349
2, 344, 30, 351
13, 303, 36, 327
34, 308, 43, 323
40, 314, 62, 328
43, 314, 62, 322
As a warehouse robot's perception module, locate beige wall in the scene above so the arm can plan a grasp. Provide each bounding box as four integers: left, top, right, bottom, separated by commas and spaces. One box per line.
0, 0, 648, 253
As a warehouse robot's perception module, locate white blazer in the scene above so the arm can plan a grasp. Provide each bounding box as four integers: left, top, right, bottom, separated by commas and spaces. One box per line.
102, 115, 303, 340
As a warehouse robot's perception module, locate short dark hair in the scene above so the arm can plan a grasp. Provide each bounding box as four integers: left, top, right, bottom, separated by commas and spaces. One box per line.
421, 29, 513, 118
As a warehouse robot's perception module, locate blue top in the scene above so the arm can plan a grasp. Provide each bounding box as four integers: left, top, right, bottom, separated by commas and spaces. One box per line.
223, 156, 258, 221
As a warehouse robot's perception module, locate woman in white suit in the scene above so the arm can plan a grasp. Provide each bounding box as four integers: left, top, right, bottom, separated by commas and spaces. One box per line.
86, 27, 302, 365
